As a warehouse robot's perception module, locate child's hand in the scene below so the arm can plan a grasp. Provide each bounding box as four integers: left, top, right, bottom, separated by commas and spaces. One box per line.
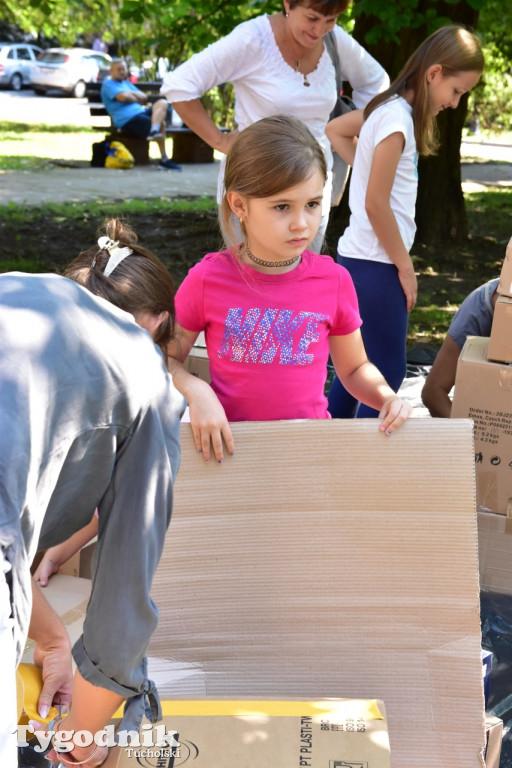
378, 396, 413, 436
33, 554, 61, 587
398, 266, 418, 312
187, 378, 235, 463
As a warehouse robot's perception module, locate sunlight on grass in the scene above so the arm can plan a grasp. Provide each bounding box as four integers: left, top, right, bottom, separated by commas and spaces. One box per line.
0, 121, 163, 168
0, 130, 107, 164
0, 121, 96, 134
0, 196, 217, 223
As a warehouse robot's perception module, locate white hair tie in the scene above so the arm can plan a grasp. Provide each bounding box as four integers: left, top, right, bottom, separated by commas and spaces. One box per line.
97, 236, 133, 277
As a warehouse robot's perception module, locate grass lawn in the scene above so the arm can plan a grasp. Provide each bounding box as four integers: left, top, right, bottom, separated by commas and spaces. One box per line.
0, 120, 510, 350
0, 121, 162, 169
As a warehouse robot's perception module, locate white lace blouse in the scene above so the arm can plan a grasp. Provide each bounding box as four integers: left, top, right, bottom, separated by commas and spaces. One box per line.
161, 14, 389, 172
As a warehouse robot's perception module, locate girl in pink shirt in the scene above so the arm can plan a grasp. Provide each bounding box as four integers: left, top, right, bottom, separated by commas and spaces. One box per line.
168, 115, 412, 462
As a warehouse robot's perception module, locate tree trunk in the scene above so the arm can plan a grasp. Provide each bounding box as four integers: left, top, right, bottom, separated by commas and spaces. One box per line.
334, 0, 480, 247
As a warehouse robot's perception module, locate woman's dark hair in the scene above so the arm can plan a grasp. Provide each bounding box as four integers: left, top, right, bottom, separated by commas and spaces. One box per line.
284, 0, 350, 15
64, 218, 175, 359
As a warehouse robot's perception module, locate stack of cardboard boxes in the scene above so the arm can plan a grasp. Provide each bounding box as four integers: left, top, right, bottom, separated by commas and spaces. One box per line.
452, 236, 512, 597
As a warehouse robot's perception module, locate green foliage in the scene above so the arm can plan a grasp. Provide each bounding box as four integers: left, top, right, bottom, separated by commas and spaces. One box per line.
467, 0, 512, 131
119, 0, 280, 64
408, 187, 512, 346
469, 69, 512, 131
351, 0, 478, 45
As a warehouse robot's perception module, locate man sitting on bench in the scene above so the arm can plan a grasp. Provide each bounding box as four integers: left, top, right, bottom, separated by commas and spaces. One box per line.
101, 59, 181, 171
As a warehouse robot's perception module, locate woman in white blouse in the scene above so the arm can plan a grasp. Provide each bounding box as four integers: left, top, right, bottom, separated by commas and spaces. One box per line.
161, 0, 389, 248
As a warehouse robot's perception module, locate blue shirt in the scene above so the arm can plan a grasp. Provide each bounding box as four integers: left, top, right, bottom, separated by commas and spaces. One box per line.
100, 77, 145, 128
448, 279, 499, 349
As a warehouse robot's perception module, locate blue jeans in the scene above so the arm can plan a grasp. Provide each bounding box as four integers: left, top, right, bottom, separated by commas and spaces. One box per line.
328, 257, 409, 419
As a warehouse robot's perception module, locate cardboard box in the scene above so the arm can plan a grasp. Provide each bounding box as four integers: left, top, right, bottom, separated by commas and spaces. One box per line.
183, 331, 210, 383
452, 335, 512, 516
497, 235, 512, 297
484, 715, 503, 768
147, 420, 485, 768
59, 538, 97, 580
477, 509, 512, 594
103, 698, 392, 768
488, 294, 512, 363
22, 574, 90, 664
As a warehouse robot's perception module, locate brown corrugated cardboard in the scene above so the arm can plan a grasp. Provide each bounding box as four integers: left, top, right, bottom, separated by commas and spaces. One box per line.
497, 235, 512, 297
103, 698, 392, 768
183, 331, 210, 383
183, 346, 210, 383
488, 294, 512, 363
484, 715, 503, 768
59, 538, 97, 580
451, 335, 512, 516
148, 420, 485, 768
22, 574, 90, 664
478, 510, 512, 594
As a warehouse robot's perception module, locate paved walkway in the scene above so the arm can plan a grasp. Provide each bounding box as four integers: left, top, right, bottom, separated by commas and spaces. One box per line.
0, 160, 221, 206
1, 141, 510, 207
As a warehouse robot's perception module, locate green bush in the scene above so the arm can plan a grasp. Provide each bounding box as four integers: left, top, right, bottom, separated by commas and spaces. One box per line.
468, 41, 512, 132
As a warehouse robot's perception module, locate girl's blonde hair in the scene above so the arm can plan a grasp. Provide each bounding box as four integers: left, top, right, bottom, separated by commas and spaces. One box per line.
365, 25, 484, 156
64, 218, 175, 358
220, 115, 327, 247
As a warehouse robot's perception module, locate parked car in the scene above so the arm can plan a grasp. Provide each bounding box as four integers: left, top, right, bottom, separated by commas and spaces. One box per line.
0, 42, 42, 91
30, 47, 111, 98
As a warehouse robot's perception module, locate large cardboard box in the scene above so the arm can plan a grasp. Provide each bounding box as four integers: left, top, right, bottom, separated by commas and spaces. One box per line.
183, 331, 210, 383
147, 420, 485, 768
477, 509, 512, 594
104, 698, 392, 768
487, 294, 512, 363
59, 538, 97, 580
497, 235, 512, 297
452, 335, 512, 516
23, 574, 90, 664
484, 715, 503, 768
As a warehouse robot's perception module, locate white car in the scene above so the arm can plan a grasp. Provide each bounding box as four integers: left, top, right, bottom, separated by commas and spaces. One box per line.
0, 42, 42, 91
30, 47, 111, 98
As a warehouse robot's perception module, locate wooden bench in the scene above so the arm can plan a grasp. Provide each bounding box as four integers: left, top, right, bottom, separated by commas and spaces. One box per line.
87, 81, 216, 165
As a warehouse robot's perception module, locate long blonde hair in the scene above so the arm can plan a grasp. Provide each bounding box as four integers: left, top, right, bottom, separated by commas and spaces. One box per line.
220, 115, 327, 247
365, 25, 484, 155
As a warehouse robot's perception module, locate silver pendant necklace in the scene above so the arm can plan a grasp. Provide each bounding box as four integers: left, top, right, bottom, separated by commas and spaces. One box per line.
295, 60, 310, 87
245, 243, 301, 268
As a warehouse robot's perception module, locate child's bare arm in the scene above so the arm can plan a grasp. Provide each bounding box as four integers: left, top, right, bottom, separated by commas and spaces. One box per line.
421, 334, 460, 417
34, 515, 99, 587
325, 109, 364, 166
329, 330, 413, 435
167, 325, 235, 462
365, 132, 417, 312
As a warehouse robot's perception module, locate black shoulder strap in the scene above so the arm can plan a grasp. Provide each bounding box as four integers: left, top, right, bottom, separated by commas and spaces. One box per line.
325, 30, 342, 96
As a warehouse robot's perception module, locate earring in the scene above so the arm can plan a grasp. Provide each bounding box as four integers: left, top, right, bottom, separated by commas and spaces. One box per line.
285, 11, 289, 17
239, 216, 244, 224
